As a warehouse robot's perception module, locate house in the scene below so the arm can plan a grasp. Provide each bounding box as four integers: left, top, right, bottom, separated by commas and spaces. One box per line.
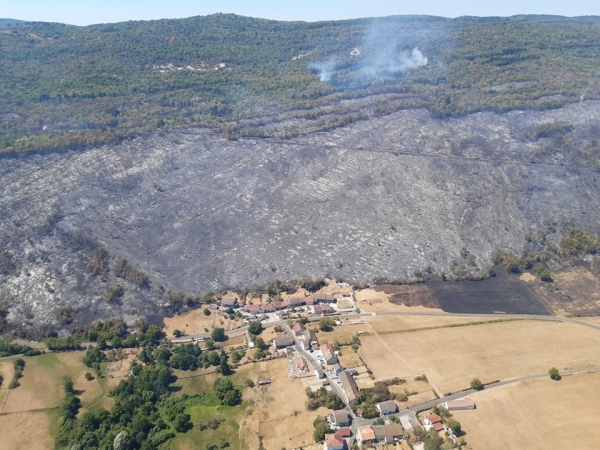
324, 433, 344, 450
272, 336, 295, 350
315, 294, 337, 303
262, 303, 276, 313
221, 297, 238, 308
304, 296, 317, 305
357, 426, 376, 445
315, 367, 326, 379
376, 400, 398, 415
372, 424, 404, 444
244, 304, 262, 315
304, 329, 318, 345
443, 398, 476, 411
289, 297, 305, 307
292, 322, 307, 336
328, 410, 351, 427
313, 304, 335, 315
302, 329, 318, 350
336, 428, 352, 438
331, 363, 343, 375
339, 370, 360, 403
297, 357, 309, 372
321, 343, 338, 364
257, 376, 271, 385
280, 299, 291, 309
424, 413, 446, 432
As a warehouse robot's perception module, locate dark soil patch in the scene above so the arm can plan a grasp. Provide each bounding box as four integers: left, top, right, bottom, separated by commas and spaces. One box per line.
375, 284, 440, 309
379, 267, 550, 315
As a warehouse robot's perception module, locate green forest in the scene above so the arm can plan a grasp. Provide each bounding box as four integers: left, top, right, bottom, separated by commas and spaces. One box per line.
1, 14, 600, 153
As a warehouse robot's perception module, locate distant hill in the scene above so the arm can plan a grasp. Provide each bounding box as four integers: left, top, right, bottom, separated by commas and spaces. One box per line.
1, 13, 600, 154
0, 18, 23, 27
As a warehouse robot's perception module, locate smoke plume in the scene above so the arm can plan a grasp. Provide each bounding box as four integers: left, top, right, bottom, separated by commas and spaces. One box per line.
308, 60, 336, 82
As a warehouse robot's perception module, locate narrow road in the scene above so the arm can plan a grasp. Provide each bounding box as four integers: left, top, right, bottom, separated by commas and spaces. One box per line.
353, 364, 600, 428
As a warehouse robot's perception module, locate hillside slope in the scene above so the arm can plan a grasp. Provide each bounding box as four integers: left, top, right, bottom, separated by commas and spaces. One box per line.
2, 100, 600, 335
1, 14, 600, 153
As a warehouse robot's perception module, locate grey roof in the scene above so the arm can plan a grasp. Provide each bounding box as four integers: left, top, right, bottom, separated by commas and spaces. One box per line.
329, 409, 350, 424
273, 336, 295, 347
377, 400, 398, 412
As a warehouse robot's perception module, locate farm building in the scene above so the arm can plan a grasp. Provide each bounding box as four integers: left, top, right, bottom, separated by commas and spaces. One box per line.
257, 376, 271, 385
376, 400, 398, 415
443, 398, 476, 411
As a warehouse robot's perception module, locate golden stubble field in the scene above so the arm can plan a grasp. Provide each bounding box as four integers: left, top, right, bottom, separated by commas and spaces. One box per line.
164, 308, 243, 336
359, 319, 600, 394
453, 371, 600, 449
0, 352, 104, 450
311, 315, 492, 345
233, 358, 323, 450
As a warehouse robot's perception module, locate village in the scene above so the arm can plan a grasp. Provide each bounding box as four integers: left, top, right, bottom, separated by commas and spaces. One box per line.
179, 283, 479, 450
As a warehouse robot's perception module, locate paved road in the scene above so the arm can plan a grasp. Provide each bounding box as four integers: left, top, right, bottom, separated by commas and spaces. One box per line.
353, 364, 600, 429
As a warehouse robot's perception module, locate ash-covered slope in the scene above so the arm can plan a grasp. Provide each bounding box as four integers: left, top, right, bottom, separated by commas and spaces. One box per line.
2, 101, 600, 335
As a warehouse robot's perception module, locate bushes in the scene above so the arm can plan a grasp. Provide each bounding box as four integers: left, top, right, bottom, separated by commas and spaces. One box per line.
298, 276, 326, 292
45, 336, 81, 351
535, 266, 552, 282
306, 386, 344, 410
104, 284, 125, 303
470, 378, 483, 390
85, 247, 109, 276
248, 321, 263, 335
549, 367, 561, 380
559, 229, 600, 258
112, 257, 150, 288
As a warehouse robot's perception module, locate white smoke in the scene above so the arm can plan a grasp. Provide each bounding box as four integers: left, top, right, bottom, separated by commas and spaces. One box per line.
308, 60, 336, 82
358, 19, 429, 79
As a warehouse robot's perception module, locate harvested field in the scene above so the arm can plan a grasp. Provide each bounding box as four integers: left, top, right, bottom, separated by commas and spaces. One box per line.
0, 411, 54, 450
234, 358, 317, 449
453, 371, 600, 449
359, 319, 600, 394
164, 308, 243, 336
259, 408, 327, 450
1, 352, 104, 413
313, 315, 503, 344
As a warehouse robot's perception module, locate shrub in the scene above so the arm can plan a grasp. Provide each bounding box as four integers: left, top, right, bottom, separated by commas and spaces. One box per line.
549, 367, 561, 380
470, 378, 483, 390
248, 321, 263, 335
535, 266, 553, 282
203, 308, 211, 316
